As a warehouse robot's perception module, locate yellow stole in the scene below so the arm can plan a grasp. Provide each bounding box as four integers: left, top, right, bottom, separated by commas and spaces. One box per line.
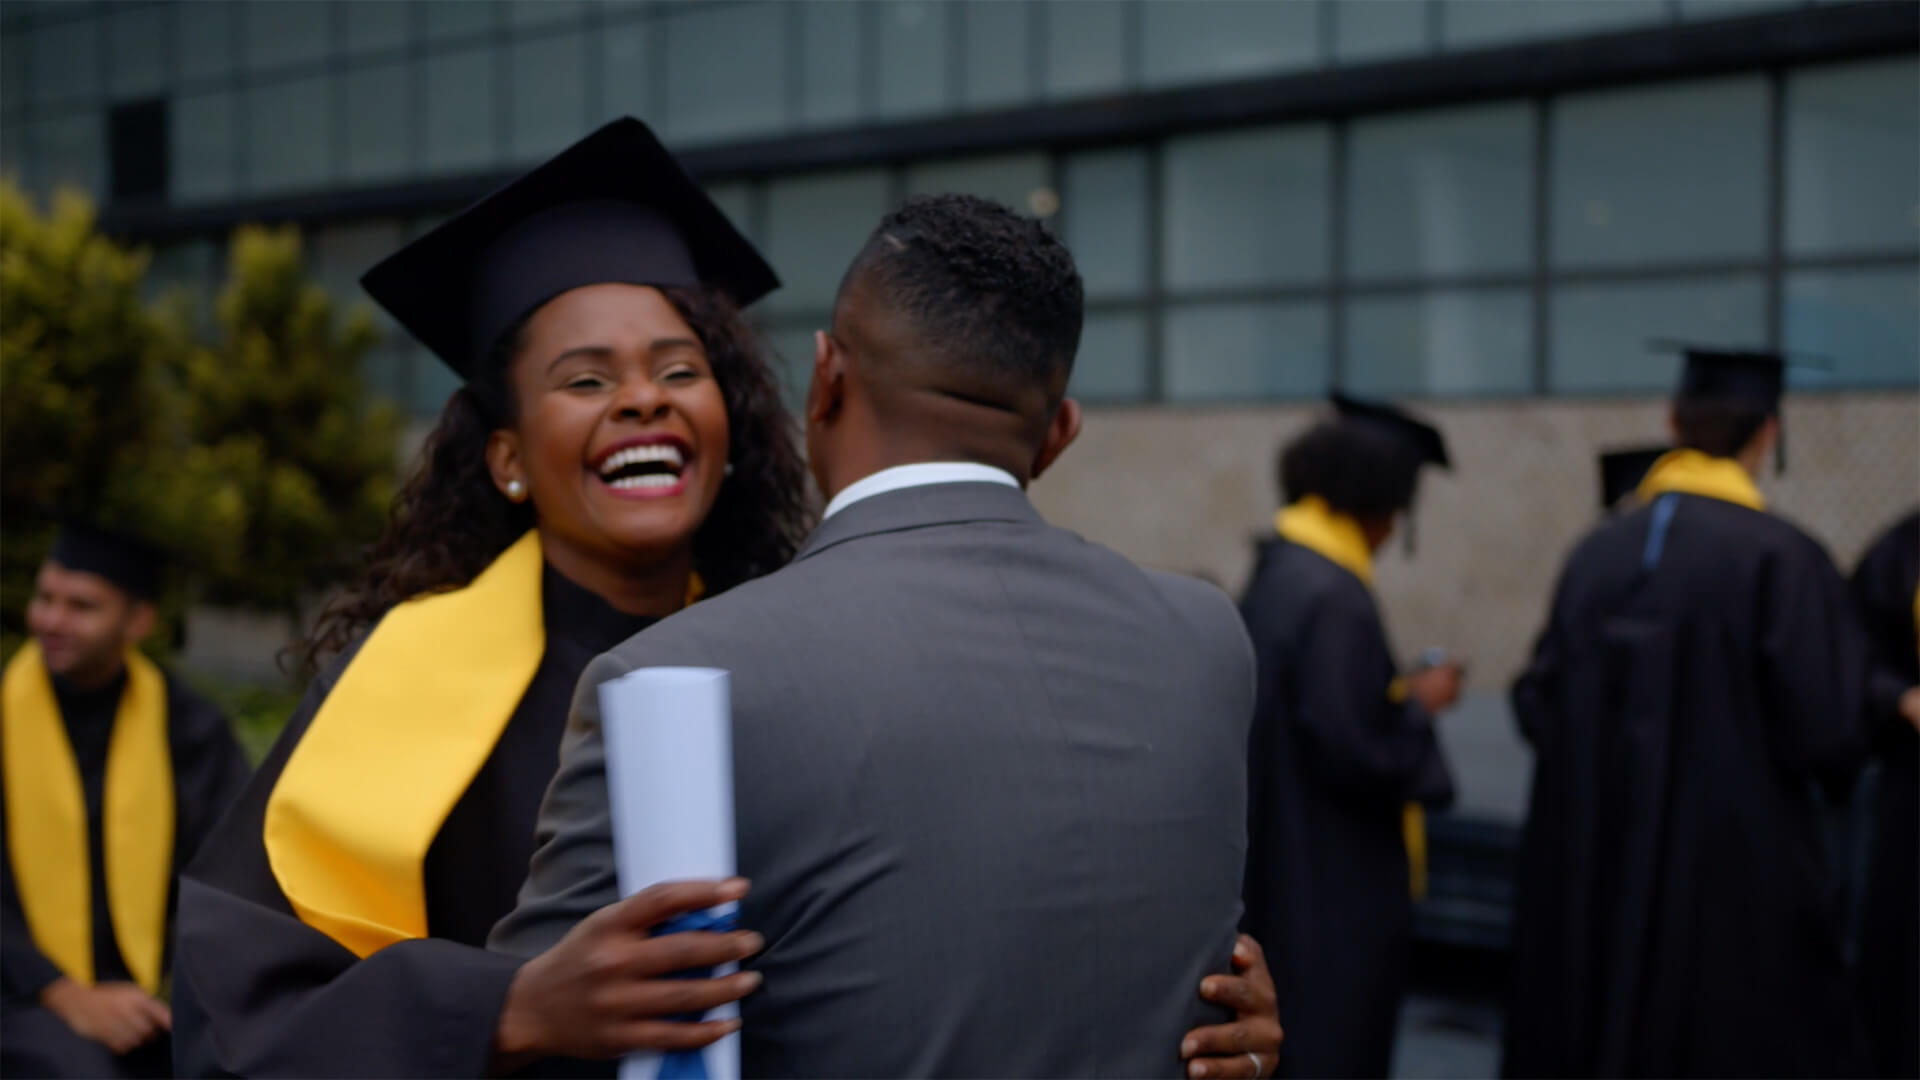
1636, 448, 1765, 512
2, 642, 174, 993
1275, 497, 1430, 900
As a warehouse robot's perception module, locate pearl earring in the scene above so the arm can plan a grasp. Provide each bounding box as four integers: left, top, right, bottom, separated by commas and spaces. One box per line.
506, 480, 525, 500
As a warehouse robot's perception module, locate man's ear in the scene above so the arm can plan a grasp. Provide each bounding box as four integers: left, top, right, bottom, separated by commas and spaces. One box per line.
123, 601, 157, 649
1030, 397, 1083, 482
486, 429, 524, 500
806, 330, 847, 427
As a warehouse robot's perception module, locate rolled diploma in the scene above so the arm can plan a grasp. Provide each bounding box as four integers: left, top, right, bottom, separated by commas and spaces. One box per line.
599, 666, 739, 1080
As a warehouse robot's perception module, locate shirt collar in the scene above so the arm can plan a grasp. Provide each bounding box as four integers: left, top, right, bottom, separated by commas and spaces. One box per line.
822, 462, 1021, 520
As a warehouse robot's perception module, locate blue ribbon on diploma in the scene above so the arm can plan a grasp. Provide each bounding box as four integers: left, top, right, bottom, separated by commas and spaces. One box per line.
654, 906, 740, 1080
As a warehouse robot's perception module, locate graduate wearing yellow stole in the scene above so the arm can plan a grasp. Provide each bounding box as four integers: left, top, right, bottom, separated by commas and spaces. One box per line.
1239, 394, 1458, 1080
1, 527, 249, 1080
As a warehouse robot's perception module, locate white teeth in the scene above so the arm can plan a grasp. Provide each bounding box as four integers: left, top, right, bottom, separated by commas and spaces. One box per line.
597, 443, 685, 476
608, 473, 680, 491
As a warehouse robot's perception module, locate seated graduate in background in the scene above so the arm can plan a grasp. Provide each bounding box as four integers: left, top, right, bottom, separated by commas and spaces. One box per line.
1597, 445, 1669, 517
492, 193, 1283, 1080
1, 525, 250, 1079
1505, 346, 1874, 1079
1238, 394, 1460, 1080
1850, 508, 1919, 1080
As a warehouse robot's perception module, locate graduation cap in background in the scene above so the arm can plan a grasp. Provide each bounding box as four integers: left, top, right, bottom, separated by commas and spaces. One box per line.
362, 117, 780, 381
1650, 340, 1830, 474
48, 522, 164, 601
1598, 445, 1669, 512
1330, 392, 1452, 555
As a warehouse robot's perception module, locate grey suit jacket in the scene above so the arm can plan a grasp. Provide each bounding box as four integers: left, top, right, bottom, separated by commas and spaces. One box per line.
491, 481, 1255, 1078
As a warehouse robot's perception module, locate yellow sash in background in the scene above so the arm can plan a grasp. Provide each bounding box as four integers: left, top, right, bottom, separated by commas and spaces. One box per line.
1, 642, 174, 993
1277, 498, 1429, 900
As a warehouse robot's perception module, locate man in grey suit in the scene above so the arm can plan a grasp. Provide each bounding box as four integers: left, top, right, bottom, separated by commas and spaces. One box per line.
491, 194, 1259, 1077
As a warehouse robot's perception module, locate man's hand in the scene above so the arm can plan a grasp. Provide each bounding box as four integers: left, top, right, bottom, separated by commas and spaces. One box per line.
40, 978, 171, 1055
494, 878, 764, 1069
1406, 662, 1465, 715
1899, 686, 1920, 732
1181, 935, 1283, 1078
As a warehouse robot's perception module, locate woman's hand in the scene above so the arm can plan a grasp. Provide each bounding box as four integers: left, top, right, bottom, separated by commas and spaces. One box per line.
494, 878, 763, 1069
1180, 934, 1283, 1078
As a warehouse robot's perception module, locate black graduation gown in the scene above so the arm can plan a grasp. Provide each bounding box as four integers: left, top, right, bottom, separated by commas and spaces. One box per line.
1851, 510, 1918, 1079
0, 666, 251, 1080
171, 566, 656, 1078
1239, 538, 1455, 1080
1505, 492, 1873, 1079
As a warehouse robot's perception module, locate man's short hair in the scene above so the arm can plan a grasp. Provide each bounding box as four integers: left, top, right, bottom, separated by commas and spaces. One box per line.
1671, 397, 1772, 459
838, 194, 1084, 400
1279, 421, 1422, 520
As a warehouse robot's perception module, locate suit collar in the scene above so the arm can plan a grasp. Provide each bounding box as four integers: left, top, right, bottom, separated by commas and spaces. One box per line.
794, 481, 1041, 562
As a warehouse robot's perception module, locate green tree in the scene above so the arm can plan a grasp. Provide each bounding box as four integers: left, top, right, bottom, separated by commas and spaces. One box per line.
184, 225, 399, 623
0, 181, 222, 654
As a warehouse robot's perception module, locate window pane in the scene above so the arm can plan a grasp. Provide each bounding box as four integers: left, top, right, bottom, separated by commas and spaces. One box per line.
1071, 309, 1151, 401
1550, 276, 1765, 393
762, 169, 891, 314
423, 0, 497, 43
30, 112, 103, 199
1349, 102, 1532, 279
963, 0, 1032, 110
412, 347, 463, 417
1165, 301, 1330, 400
1141, 0, 1320, 88
1553, 77, 1767, 268
178, 2, 240, 83
759, 324, 816, 414
343, 61, 413, 183
510, 1, 584, 28
1063, 148, 1149, 299
600, 17, 657, 120
801, 1, 861, 127
308, 221, 402, 326
706, 182, 755, 243
345, 1, 412, 55
663, 2, 785, 144
424, 48, 497, 174
905, 153, 1049, 215
107, 6, 169, 99
172, 91, 235, 202
879, 0, 951, 119
4, 31, 29, 114
245, 1, 332, 75
1678, 0, 1800, 17
30, 18, 99, 105
510, 31, 586, 162
1346, 289, 1532, 396
1335, 0, 1429, 64
145, 239, 218, 327
1442, 0, 1665, 50
1784, 267, 1920, 387
1043, 0, 1127, 101
1, 123, 29, 194
1787, 58, 1920, 257
246, 75, 332, 194
1165, 126, 1330, 290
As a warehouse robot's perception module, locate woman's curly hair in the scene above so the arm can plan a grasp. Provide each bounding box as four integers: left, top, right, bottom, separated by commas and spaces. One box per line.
295, 285, 813, 675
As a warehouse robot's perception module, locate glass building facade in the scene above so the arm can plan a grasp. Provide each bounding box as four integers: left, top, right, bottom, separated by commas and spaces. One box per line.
3, 0, 1913, 419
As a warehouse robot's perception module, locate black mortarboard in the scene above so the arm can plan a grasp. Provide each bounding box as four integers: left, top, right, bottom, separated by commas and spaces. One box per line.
1331, 392, 1451, 470
1598, 445, 1668, 511
361, 117, 779, 379
49, 523, 163, 600
1651, 341, 1825, 474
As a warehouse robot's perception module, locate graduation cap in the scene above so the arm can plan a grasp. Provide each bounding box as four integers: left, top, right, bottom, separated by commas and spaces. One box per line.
1651, 341, 1827, 474
48, 523, 164, 600
1330, 392, 1450, 554
362, 117, 780, 381
1598, 445, 1668, 512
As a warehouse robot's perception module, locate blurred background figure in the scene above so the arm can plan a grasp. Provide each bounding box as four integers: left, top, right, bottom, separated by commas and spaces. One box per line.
1, 525, 249, 1079
1850, 508, 1919, 1080
1241, 394, 1460, 1079
1505, 346, 1873, 1078
1597, 446, 1669, 517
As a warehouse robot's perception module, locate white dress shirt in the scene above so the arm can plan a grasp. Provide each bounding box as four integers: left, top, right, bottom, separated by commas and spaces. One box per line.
820, 462, 1021, 520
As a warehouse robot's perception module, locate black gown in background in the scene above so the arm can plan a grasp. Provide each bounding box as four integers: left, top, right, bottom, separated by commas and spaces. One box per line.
1505, 492, 1873, 1078
0, 667, 250, 1079
1239, 538, 1454, 1080
172, 566, 656, 1077
1852, 510, 1918, 1080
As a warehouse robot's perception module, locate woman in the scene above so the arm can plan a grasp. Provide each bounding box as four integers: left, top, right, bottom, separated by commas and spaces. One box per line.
173, 119, 1279, 1078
